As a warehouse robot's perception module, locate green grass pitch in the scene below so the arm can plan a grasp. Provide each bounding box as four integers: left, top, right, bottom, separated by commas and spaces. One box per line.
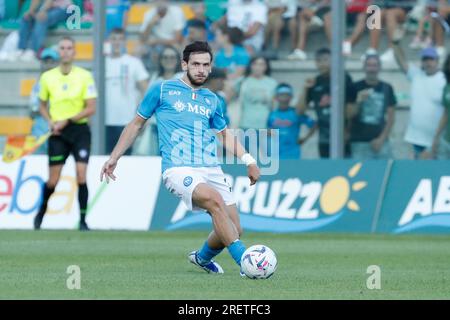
0, 231, 449, 300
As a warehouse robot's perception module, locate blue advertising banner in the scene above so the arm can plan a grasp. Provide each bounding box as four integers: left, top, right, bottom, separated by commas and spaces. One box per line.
377, 161, 450, 234
150, 161, 388, 233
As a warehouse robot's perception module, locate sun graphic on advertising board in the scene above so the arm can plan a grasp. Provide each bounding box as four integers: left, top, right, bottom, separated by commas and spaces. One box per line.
319, 163, 367, 215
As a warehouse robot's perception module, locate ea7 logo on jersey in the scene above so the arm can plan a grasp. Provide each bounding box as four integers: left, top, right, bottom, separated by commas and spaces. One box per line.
169, 90, 181, 96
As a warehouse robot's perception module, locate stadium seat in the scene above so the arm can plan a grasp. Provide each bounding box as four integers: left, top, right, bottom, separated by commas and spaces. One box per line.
128, 3, 153, 25
180, 4, 195, 20
0, 117, 33, 135
75, 42, 93, 61
126, 40, 138, 55
20, 79, 37, 97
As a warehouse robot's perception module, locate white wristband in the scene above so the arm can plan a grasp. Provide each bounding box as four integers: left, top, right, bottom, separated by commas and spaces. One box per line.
241, 153, 256, 166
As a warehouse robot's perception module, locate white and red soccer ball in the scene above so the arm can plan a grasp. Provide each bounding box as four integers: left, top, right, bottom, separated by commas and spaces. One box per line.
240, 245, 278, 279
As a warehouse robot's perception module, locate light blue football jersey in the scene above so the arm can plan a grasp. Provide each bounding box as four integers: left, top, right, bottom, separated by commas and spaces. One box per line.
137, 78, 227, 172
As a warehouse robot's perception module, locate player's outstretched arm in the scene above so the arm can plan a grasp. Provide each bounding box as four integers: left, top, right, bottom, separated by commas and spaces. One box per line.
219, 129, 260, 185
100, 115, 147, 183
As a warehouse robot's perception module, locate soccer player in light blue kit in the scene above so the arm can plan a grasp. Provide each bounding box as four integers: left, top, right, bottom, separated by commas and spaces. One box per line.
101, 42, 261, 275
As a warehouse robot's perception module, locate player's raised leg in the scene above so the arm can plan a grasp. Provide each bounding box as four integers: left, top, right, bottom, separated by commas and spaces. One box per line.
34, 164, 63, 230
192, 184, 247, 268
192, 205, 242, 270
194, 204, 246, 275
225, 205, 243, 238
225, 205, 247, 276
199, 204, 243, 258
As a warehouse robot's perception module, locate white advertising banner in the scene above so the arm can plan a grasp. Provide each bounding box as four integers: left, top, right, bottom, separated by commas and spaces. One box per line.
0, 156, 162, 230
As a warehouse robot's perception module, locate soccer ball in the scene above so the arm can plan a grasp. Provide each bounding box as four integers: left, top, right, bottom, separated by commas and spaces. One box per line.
241, 245, 277, 279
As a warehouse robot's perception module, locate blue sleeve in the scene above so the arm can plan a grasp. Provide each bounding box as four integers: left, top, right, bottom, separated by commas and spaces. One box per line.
210, 96, 227, 131
299, 115, 315, 128
137, 81, 162, 119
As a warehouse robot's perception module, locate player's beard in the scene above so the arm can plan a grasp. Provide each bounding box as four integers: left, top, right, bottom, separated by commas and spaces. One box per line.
187, 69, 208, 87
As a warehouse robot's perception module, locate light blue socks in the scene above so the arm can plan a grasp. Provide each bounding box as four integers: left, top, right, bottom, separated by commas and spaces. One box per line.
197, 241, 223, 265
227, 239, 246, 266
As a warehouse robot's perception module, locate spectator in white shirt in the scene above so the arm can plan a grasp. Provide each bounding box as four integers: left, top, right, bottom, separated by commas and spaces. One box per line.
225, 0, 268, 55
106, 28, 149, 155
393, 36, 447, 159
139, 0, 185, 70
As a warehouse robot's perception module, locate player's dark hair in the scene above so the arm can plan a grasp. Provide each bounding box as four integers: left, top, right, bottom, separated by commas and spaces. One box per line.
245, 55, 271, 77
182, 41, 213, 63
315, 47, 331, 59
110, 28, 126, 36
444, 54, 450, 83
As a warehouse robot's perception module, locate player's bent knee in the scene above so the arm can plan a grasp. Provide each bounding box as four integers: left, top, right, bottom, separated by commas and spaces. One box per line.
206, 199, 225, 215
193, 184, 226, 214
204, 194, 226, 217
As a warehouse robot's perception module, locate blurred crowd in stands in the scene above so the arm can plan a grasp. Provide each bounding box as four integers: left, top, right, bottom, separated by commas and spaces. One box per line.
0, 0, 450, 160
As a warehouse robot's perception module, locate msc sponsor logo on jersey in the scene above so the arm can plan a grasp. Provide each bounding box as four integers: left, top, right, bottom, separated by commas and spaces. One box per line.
172, 100, 212, 117
173, 100, 186, 112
